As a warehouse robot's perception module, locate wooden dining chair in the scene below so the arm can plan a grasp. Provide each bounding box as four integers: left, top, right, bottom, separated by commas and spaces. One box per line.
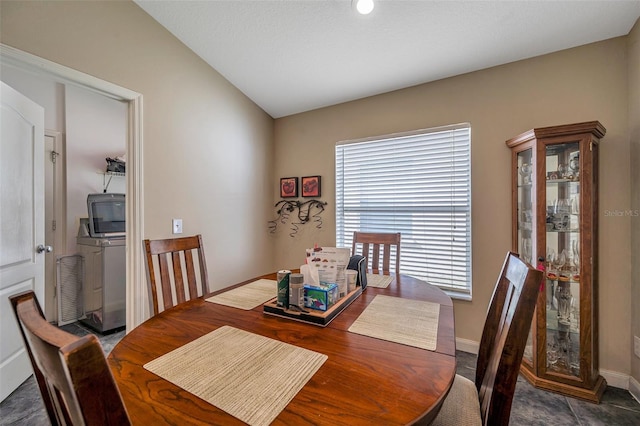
144, 234, 210, 315
351, 231, 401, 274
430, 252, 543, 426
9, 290, 131, 426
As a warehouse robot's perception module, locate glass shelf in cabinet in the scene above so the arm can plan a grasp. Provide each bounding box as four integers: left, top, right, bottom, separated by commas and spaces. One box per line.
545, 276, 580, 284
546, 178, 579, 184
545, 145, 580, 156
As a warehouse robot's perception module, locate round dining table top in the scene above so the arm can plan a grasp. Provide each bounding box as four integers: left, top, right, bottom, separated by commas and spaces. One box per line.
107, 272, 456, 425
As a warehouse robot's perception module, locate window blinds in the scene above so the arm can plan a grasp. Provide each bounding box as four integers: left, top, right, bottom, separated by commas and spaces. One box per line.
336, 124, 472, 296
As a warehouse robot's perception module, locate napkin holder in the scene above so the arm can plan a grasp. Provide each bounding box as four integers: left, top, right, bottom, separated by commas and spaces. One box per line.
347, 255, 367, 290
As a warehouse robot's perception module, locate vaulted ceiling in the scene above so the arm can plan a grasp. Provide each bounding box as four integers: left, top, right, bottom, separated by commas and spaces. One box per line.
135, 1, 640, 118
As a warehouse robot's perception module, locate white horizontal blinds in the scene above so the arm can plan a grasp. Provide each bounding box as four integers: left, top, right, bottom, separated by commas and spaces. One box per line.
336, 124, 472, 295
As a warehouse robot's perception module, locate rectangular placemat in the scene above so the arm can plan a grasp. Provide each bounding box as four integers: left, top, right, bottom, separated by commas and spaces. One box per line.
348, 295, 440, 350
144, 326, 327, 426
206, 279, 276, 310
366, 273, 394, 288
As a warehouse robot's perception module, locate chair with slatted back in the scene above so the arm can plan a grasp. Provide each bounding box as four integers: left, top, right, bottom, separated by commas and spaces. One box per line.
429, 252, 543, 426
144, 234, 210, 315
351, 231, 401, 274
9, 290, 131, 426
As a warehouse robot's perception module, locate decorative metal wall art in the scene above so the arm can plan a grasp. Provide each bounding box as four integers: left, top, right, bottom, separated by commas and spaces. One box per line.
268, 199, 327, 237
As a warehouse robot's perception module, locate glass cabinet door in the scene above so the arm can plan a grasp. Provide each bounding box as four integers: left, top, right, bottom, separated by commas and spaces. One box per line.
517, 148, 535, 365
544, 142, 581, 378
517, 149, 534, 265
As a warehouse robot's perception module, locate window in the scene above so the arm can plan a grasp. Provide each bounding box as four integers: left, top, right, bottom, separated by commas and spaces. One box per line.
335, 123, 472, 298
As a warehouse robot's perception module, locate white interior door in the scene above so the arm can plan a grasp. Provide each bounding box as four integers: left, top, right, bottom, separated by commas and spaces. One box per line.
0, 81, 46, 402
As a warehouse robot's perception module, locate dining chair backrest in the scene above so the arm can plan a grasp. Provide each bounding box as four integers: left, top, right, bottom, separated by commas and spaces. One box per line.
351, 231, 401, 274
475, 251, 542, 424
9, 290, 131, 426
144, 234, 210, 315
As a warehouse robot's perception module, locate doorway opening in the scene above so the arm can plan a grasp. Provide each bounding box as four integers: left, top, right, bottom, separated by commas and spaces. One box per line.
1, 44, 146, 331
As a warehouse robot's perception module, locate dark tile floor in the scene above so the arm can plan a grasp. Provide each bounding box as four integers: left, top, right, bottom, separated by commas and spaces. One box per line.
1, 324, 639, 425
455, 351, 640, 425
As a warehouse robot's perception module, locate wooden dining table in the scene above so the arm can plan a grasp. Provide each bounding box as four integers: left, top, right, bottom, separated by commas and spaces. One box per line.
107, 273, 456, 425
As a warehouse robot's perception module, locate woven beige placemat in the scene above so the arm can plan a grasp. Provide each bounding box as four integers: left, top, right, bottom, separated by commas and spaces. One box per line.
205, 279, 276, 310
366, 273, 394, 288
144, 325, 327, 426
348, 295, 440, 351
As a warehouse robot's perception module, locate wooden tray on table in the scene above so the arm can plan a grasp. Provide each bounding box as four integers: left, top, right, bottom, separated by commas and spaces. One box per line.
263, 287, 363, 326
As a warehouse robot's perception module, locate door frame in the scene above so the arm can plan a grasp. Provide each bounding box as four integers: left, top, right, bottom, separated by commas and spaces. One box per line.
1, 44, 146, 331
44, 129, 65, 323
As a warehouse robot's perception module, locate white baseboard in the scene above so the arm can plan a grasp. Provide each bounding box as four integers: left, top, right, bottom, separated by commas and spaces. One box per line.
455, 338, 635, 392
456, 337, 479, 354
630, 376, 640, 404
600, 368, 630, 390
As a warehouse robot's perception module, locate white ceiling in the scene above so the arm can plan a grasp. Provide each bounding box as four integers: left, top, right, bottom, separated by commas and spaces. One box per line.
135, 1, 640, 118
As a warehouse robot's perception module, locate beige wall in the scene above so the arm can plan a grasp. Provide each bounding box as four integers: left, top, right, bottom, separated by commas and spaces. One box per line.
0, 1, 275, 290
629, 19, 640, 389
274, 37, 633, 375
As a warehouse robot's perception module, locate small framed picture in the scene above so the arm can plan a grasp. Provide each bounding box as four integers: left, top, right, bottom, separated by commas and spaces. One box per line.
280, 177, 298, 198
301, 176, 321, 197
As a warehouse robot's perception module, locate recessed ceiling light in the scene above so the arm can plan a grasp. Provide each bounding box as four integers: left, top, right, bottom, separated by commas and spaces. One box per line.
353, 0, 374, 15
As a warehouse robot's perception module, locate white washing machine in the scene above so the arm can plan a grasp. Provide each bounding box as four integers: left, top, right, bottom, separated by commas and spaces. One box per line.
77, 224, 126, 333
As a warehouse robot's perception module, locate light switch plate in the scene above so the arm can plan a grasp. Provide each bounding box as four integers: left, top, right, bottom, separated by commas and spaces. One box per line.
634, 335, 640, 359
172, 219, 183, 234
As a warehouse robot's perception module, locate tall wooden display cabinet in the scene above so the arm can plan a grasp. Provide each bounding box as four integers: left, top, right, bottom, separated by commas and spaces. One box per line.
506, 121, 606, 402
